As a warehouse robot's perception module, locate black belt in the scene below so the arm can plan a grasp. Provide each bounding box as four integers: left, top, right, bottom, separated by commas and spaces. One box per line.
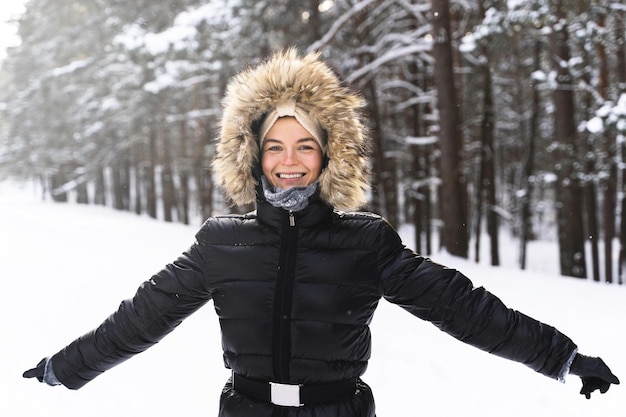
232, 372, 357, 407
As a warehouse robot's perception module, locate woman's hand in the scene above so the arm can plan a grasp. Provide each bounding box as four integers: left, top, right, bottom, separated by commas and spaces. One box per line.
569, 354, 620, 399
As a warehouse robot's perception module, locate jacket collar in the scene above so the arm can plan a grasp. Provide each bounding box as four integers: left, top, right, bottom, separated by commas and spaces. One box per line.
256, 193, 333, 229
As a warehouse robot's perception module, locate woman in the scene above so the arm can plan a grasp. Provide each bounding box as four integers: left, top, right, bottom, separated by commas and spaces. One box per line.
24, 49, 618, 416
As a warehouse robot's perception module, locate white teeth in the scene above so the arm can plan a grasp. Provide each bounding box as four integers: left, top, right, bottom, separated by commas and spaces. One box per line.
278, 173, 304, 179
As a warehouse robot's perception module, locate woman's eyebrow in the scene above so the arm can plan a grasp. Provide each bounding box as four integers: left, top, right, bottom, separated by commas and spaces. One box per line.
263, 138, 282, 144
263, 137, 316, 143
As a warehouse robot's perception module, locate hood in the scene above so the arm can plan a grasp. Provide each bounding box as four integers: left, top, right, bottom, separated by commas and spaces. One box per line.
212, 48, 371, 211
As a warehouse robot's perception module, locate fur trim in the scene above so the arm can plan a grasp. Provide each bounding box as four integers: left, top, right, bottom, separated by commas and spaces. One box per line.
212, 48, 371, 211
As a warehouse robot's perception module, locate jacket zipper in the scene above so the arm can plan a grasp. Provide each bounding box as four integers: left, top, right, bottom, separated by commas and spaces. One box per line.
273, 210, 297, 382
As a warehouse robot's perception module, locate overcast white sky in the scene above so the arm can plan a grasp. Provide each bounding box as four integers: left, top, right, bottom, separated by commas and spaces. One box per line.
0, 1, 27, 61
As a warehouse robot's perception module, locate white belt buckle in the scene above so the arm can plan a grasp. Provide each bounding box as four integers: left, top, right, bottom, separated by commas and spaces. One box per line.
270, 382, 303, 407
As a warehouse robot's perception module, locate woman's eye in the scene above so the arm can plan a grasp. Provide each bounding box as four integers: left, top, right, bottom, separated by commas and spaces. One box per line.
265, 146, 282, 152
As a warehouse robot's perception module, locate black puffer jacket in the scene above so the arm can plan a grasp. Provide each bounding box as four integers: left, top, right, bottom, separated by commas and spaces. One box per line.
50, 195, 577, 417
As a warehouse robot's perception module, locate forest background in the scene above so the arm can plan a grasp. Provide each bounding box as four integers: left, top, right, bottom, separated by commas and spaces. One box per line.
1, 0, 625, 284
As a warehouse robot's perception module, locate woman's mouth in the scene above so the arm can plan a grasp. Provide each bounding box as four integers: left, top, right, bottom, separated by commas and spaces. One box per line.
278, 173, 305, 179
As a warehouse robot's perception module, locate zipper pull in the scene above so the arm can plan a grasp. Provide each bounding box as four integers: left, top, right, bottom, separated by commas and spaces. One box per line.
289, 211, 295, 227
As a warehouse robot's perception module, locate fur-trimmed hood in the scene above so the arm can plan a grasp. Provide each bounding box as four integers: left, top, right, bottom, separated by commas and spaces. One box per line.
212, 48, 371, 211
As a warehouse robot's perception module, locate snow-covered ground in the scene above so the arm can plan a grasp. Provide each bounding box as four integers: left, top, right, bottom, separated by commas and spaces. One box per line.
1, 181, 623, 416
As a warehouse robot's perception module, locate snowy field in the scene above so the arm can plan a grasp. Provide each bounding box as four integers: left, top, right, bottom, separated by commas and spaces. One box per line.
1, 180, 623, 417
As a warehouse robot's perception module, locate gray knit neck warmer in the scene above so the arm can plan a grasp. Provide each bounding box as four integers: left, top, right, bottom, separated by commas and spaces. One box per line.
261, 176, 318, 212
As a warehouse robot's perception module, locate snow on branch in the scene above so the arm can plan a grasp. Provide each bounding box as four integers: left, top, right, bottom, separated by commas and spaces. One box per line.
345, 44, 433, 84
307, 0, 380, 52
48, 59, 92, 78
114, 1, 231, 55
586, 94, 626, 135
405, 136, 438, 146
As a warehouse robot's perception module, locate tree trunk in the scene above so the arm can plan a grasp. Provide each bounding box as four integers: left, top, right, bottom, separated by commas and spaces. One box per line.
604, 167, 617, 282
597, 12, 616, 283
75, 177, 89, 204
94, 167, 106, 206
474, 161, 483, 263
121, 154, 131, 210
616, 9, 626, 285
411, 148, 423, 254
366, 79, 398, 227
410, 145, 434, 255
160, 115, 176, 223
111, 154, 125, 211
519, 41, 540, 270
195, 122, 213, 220
407, 58, 430, 254
584, 157, 601, 282
133, 142, 143, 216
178, 119, 190, 225
550, 0, 586, 278
146, 125, 158, 219
480, 35, 498, 267
50, 167, 68, 202
430, 0, 468, 257
475, 48, 499, 266
582, 38, 600, 282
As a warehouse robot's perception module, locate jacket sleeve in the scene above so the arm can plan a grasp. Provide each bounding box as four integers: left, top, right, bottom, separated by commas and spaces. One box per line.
50, 228, 212, 390
376, 220, 577, 380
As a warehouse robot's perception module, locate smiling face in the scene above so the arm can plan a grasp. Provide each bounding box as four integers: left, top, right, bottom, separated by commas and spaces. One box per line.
261, 117, 324, 190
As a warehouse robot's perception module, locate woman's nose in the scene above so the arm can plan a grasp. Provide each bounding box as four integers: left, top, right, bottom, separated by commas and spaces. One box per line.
282, 148, 297, 165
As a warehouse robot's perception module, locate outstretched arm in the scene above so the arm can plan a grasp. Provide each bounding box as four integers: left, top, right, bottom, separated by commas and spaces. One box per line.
376, 220, 619, 397
24, 233, 212, 390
